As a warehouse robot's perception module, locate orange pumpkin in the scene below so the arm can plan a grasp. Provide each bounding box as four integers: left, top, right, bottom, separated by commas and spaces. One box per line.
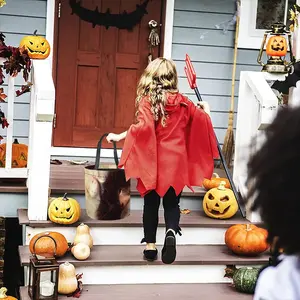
225, 224, 269, 256
0, 139, 28, 168
29, 231, 69, 258
266, 35, 288, 57
202, 173, 230, 190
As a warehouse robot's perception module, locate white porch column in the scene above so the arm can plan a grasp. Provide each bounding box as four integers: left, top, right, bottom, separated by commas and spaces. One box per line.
290, 0, 300, 107
234, 72, 279, 222
27, 60, 55, 221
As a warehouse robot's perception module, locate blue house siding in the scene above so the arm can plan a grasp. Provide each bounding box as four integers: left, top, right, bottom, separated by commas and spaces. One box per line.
172, 0, 260, 146
0, 0, 47, 145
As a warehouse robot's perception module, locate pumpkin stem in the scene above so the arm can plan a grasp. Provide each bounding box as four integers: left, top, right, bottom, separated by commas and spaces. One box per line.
63, 193, 68, 200
0, 287, 8, 299
246, 224, 252, 231
212, 173, 220, 178
217, 181, 226, 191
224, 265, 238, 279
33, 29, 38, 35
13, 138, 19, 144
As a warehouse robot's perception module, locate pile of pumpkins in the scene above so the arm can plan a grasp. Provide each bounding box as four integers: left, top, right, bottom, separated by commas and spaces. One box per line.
29, 223, 93, 295
203, 173, 270, 295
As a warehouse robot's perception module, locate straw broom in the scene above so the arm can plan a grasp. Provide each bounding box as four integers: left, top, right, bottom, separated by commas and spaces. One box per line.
221, 0, 240, 169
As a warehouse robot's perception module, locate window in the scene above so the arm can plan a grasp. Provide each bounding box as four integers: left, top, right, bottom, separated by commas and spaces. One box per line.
238, 0, 296, 49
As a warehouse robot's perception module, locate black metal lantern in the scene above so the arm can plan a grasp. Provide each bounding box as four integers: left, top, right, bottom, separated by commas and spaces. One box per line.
28, 235, 59, 300
257, 22, 295, 73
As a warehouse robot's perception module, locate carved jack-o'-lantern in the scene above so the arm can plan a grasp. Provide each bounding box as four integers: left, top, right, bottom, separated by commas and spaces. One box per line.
19, 30, 50, 59
48, 193, 81, 225
203, 181, 238, 219
266, 35, 288, 57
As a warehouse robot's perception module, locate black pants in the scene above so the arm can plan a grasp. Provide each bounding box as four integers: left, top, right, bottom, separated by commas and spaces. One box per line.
142, 187, 182, 243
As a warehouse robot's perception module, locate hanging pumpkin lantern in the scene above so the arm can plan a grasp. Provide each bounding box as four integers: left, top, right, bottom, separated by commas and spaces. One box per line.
266, 35, 288, 57
19, 30, 51, 59
48, 193, 81, 225
202, 173, 230, 190
203, 181, 238, 219
0, 139, 28, 168
257, 22, 294, 73
225, 224, 269, 256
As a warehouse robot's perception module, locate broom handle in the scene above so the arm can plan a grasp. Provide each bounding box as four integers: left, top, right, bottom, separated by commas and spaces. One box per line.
194, 86, 245, 218
229, 1, 240, 116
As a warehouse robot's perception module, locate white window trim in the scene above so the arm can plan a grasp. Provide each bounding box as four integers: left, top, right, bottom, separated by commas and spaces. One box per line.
45, 0, 175, 158
239, 0, 291, 49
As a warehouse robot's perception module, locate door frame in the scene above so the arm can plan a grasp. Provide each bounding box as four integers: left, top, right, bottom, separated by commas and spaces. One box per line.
46, 0, 175, 158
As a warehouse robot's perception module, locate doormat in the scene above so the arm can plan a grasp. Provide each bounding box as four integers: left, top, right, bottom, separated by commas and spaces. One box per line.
69, 0, 150, 30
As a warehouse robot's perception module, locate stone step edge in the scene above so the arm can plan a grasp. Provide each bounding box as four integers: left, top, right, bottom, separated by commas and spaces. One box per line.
18, 209, 255, 228
19, 244, 269, 267
19, 283, 252, 300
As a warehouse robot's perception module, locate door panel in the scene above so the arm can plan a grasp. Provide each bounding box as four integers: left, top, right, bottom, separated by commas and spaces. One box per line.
53, 0, 164, 148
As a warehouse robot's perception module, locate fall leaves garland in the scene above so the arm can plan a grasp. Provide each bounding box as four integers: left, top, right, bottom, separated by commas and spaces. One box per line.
0, 33, 32, 140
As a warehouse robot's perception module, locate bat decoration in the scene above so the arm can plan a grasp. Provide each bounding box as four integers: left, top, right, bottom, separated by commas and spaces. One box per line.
69, 0, 150, 30
271, 61, 300, 95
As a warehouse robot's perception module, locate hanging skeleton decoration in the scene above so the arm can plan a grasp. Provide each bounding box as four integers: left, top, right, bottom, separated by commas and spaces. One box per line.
69, 0, 150, 30
148, 20, 160, 63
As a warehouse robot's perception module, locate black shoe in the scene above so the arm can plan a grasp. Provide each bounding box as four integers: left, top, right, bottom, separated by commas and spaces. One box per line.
162, 230, 176, 264
143, 248, 158, 261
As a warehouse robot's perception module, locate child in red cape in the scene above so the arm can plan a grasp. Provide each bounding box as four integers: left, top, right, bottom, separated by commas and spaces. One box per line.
107, 58, 218, 264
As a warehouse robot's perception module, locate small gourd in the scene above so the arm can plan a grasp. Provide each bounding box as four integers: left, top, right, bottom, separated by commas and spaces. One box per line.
0, 287, 17, 300
73, 223, 93, 248
71, 242, 90, 260
58, 262, 78, 295
225, 265, 260, 294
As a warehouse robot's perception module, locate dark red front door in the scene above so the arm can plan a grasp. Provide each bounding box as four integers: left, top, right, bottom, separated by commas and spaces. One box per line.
53, 0, 164, 147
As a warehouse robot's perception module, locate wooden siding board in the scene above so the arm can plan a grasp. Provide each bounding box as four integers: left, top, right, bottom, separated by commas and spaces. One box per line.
174, 0, 236, 14
173, 28, 235, 47
0, 0, 47, 18
0, 15, 46, 35
174, 11, 236, 30
174, 61, 259, 81
172, 44, 262, 66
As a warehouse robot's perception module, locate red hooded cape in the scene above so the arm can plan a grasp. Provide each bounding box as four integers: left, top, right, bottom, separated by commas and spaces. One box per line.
119, 93, 219, 197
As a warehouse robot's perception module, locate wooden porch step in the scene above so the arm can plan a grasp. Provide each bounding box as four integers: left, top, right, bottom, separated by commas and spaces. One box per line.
18, 209, 252, 228
19, 283, 253, 300
19, 244, 269, 267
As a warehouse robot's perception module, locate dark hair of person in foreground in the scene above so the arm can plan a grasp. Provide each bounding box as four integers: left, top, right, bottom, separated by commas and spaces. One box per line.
247, 105, 300, 255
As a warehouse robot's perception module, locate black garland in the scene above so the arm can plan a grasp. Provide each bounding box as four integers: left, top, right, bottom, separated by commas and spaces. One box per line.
69, 0, 150, 30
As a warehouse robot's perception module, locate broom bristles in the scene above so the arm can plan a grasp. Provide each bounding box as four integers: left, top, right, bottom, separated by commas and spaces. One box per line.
221, 126, 234, 169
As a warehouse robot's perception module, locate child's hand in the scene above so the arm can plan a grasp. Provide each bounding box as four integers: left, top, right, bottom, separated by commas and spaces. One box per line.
197, 101, 211, 117
106, 133, 120, 143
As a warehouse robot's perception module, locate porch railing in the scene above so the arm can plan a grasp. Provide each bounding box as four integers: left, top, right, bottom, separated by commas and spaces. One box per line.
233, 71, 285, 222
0, 59, 55, 221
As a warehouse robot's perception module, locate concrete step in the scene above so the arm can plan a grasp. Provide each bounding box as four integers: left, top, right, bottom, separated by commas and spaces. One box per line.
20, 283, 253, 300
19, 244, 268, 285
19, 209, 253, 245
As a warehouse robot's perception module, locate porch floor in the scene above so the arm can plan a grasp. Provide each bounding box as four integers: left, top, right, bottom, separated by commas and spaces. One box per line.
0, 161, 228, 196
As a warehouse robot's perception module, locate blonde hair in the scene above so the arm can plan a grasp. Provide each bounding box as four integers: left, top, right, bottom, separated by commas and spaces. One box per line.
136, 57, 178, 126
